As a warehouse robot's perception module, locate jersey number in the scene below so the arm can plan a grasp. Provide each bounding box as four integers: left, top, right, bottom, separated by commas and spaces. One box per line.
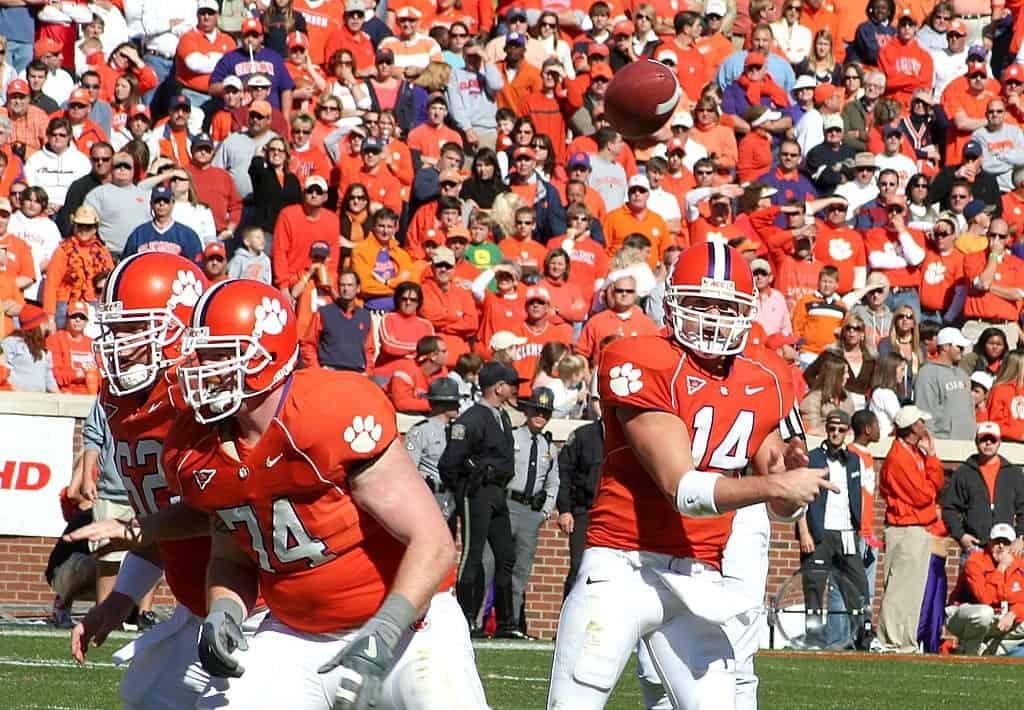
217, 500, 336, 573
115, 439, 167, 517
690, 406, 754, 471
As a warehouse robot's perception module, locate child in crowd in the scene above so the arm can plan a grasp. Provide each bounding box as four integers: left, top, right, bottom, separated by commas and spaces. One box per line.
227, 225, 272, 284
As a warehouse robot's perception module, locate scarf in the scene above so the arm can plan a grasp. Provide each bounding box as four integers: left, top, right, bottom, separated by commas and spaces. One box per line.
341, 209, 368, 245
62, 237, 113, 302
736, 72, 790, 109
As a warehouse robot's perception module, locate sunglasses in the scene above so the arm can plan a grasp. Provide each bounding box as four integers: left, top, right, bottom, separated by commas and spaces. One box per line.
948, 32, 965, 38
844, 74, 860, 81
399, 296, 420, 303
826, 425, 849, 433
541, 22, 557, 28
990, 232, 1009, 239
349, 194, 368, 200
113, 162, 133, 170
779, 151, 801, 158
82, 83, 100, 90
434, 262, 454, 270
527, 299, 547, 305
896, 313, 915, 320
92, 155, 111, 162
932, 229, 952, 237
844, 325, 865, 332
515, 220, 535, 225
969, 73, 986, 79
69, 103, 88, 109
305, 187, 326, 195
978, 437, 1000, 444
613, 288, 635, 295
292, 128, 311, 134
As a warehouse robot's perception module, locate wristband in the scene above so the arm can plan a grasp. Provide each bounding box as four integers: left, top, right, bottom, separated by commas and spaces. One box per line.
112, 553, 163, 604
209, 597, 246, 625
767, 503, 807, 523
674, 470, 722, 518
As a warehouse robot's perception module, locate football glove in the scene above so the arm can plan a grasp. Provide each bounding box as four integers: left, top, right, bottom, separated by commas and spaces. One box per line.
198, 599, 248, 678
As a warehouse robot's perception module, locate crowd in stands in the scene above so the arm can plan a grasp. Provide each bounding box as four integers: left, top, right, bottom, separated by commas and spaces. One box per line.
4, 0, 1024, 656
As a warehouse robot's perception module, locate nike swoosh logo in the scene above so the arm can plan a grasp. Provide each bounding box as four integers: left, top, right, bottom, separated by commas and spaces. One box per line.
266, 454, 283, 468
148, 401, 163, 414
365, 635, 377, 659
745, 386, 764, 395
585, 576, 609, 585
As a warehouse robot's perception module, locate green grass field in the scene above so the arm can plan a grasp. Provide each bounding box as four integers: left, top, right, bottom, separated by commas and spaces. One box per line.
1, 629, 1022, 709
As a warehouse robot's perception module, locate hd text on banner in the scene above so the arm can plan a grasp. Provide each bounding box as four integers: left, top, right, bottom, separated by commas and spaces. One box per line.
0, 414, 75, 537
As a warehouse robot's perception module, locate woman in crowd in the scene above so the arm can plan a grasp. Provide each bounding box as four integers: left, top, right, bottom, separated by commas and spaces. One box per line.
795, 29, 840, 85
869, 352, 908, 438
804, 313, 877, 409
501, 117, 538, 177
690, 96, 738, 174
985, 351, 1024, 441
44, 301, 98, 394
155, 168, 216, 244
849, 0, 896, 67
364, 50, 403, 116
526, 11, 573, 78
339, 182, 371, 255
109, 74, 140, 137
540, 248, 587, 330
374, 281, 435, 382
533, 343, 589, 419
878, 304, 923, 393
960, 327, 1008, 377
0, 304, 58, 392
800, 353, 857, 435
532, 134, 566, 190
840, 62, 864, 103
460, 148, 505, 214
247, 136, 302, 239
325, 49, 370, 131
92, 42, 157, 103
772, 1, 812, 65
907, 174, 939, 224
42, 205, 113, 329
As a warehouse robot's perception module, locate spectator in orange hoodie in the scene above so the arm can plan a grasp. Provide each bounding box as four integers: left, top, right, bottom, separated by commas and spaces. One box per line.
878, 12, 933, 110
877, 404, 945, 653
420, 246, 479, 367
44, 300, 99, 394
350, 207, 415, 311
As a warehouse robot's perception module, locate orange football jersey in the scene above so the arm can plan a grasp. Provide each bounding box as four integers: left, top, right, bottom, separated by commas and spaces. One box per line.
165, 370, 418, 633
588, 335, 792, 568
102, 374, 210, 617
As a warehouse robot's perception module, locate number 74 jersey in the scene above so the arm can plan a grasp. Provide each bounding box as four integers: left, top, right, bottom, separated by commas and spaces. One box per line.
589, 335, 793, 568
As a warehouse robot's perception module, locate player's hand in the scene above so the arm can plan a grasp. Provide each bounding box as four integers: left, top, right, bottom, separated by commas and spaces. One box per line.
71, 591, 134, 663
558, 512, 574, 535
318, 627, 394, 710
771, 467, 837, 508
198, 608, 248, 678
998, 611, 1017, 633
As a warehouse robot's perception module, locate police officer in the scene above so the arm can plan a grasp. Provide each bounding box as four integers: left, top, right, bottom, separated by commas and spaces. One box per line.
556, 404, 604, 599
405, 378, 462, 524
439, 361, 520, 637
507, 386, 560, 637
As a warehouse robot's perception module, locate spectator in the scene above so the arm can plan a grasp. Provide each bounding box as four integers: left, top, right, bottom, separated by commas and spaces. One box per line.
226, 224, 271, 283
374, 281, 434, 381
792, 264, 847, 365
575, 271, 659, 365
962, 219, 1024, 348
7, 186, 58, 303
200, 241, 227, 283
919, 213, 966, 324
878, 12, 932, 109
971, 370, 994, 422
961, 327, 1009, 376
447, 351, 482, 412
122, 185, 202, 261
946, 523, 1024, 655
505, 147, 566, 243
914, 326, 975, 439
690, 95, 739, 176
387, 334, 447, 414
797, 409, 872, 649
249, 135, 303, 242
943, 421, 1024, 560
351, 207, 415, 311
23, 117, 91, 214
212, 99, 280, 201
340, 137, 404, 216
986, 351, 1024, 440
800, 353, 856, 435
877, 404, 944, 654
460, 148, 505, 213
378, 6, 442, 81
421, 246, 479, 367
0, 303, 57, 392
299, 269, 375, 374
174, 1, 236, 110
878, 304, 923, 392
863, 195, 927, 315
505, 386, 559, 637
586, 127, 628, 212
209, 18, 294, 112
717, 23, 796, 91
834, 152, 880, 217
804, 313, 877, 406
3, 79, 48, 159
83, 151, 151, 257
270, 173, 337, 294
849, 409, 883, 600
538, 249, 587, 330
45, 300, 98, 394
43, 205, 114, 329
602, 176, 670, 269
186, 133, 240, 243
54, 140, 113, 238
906, 173, 940, 224
929, 140, 1001, 211
868, 352, 908, 438
508, 285, 573, 393
752, 257, 793, 336
974, 98, 1024, 193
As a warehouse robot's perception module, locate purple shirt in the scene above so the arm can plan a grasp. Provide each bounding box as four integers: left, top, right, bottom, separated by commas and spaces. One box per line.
210, 48, 295, 109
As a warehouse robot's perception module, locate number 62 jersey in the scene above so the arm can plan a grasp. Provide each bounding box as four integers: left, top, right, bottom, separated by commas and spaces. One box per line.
588, 334, 793, 569
162, 370, 413, 634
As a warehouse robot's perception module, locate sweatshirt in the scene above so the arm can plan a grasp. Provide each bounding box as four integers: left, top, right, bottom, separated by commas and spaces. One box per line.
227, 247, 272, 284
974, 123, 1024, 193
447, 63, 504, 133
84, 183, 153, 255
913, 360, 975, 440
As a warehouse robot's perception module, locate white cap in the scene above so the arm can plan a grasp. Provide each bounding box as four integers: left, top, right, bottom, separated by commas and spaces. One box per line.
793, 74, 817, 91
671, 111, 693, 128
970, 371, 994, 390
936, 327, 971, 349
705, 0, 728, 15
822, 113, 844, 132
893, 405, 932, 429
751, 108, 782, 128
628, 175, 650, 191
222, 75, 243, 91
976, 421, 1001, 439
490, 331, 527, 351
197, 0, 219, 10
990, 523, 1016, 543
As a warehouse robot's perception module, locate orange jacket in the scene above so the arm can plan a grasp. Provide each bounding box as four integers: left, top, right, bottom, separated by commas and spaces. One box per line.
986, 382, 1024, 442
878, 37, 933, 109
386, 360, 446, 414
420, 277, 478, 367
953, 550, 1024, 618
45, 330, 98, 393
374, 312, 434, 379
496, 60, 542, 115
879, 437, 944, 527
350, 238, 415, 301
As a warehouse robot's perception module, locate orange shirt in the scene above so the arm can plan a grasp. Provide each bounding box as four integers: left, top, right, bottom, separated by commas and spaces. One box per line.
814, 222, 866, 295
520, 92, 569, 165
0, 232, 37, 284
499, 237, 548, 271
175, 28, 237, 93
987, 382, 1024, 442
420, 277, 479, 367
878, 437, 944, 527
374, 312, 434, 379
941, 76, 1001, 162
294, 0, 344, 65
919, 248, 966, 313
695, 33, 734, 79
380, 138, 414, 187
547, 234, 609, 294
863, 226, 926, 289
801, 3, 844, 63
323, 26, 376, 73
736, 131, 774, 184
509, 319, 574, 395
477, 286, 527, 348
963, 251, 1024, 322
689, 123, 738, 169
1002, 190, 1024, 237
878, 38, 933, 109
496, 61, 543, 116
575, 306, 660, 363
407, 123, 463, 161
351, 238, 415, 301
289, 145, 331, 184
338, 166, 404, 215
602, 206, 671, 268
45, 331, 98, 394
271, 205, 341, 289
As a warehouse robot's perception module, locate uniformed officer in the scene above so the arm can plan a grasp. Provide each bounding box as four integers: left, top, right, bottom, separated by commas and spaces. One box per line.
438, 361, 521, 637
507, 386, 560, 637
556, 404, 604, 599
404, 378, 463, 523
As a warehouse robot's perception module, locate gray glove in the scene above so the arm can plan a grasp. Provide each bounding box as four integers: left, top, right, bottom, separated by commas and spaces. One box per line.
318, 594, 417, 710
198, 598, 248, 678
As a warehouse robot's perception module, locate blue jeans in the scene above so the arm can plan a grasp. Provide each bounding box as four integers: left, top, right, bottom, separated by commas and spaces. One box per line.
886, 288, 921, 320
7, 40, 33, 75
142, 53, 175, 113
920, 309, 945, 325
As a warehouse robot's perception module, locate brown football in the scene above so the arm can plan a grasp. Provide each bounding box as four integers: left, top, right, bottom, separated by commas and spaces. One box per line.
604, 59, 682, 139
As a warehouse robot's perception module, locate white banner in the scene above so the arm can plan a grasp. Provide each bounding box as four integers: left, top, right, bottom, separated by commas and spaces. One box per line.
0, 414, 75, 537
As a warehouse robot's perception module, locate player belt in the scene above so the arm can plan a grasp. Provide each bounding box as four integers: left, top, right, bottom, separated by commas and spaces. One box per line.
509, 491, 533, 505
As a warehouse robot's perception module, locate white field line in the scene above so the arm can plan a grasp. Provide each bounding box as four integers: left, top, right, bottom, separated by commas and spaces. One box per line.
0, 656, 117, 669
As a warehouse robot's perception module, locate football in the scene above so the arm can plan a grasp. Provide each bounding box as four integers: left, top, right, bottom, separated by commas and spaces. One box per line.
604, 59, 682, 139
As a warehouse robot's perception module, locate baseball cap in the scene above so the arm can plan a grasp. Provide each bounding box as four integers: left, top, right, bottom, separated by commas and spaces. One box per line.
883, 125, 902, 139
750, 258, 772, 274
241, 17, 263, 34
489, 331, 527, 351
567, 152, 591, 169
129, 102, 151, 120
151, 185, 173, 203
197, 0, 219, 11
446, 226, 470, 242
614, 20, 635, 36
976, 421, 1001, 440
505, 32, 527, 47
193, 133, 214, 149
431, 246, 456, 266
71, 204, 100, 225
309, 240, 331, 260
18, 304, 47, 331
345, 0, 367, 12
912, 87, 935, 105
822, 113, 844, 132
897, 9, 917, 24
963, 139, 984, 159
169, 94, 191, 111
66, 301, 89, 318
305, 174, 328, 191
588, 42, 610, 57
204, 242, 227, 259
0, 197, 11, 215
854, 152, 877, 169
667, 137, 687, 154
765, 333, 805, 350
247, 73, 273, 88
628, 175, 650, 191
6, 79, 28, 97
590, 63, 613, 81
248, 100, 272, 118
744, 51, 766, 68
706, 0, 728, 16
824, 409, 851, 427
967, 60, 987, 76
936, 326, 971, 349
513, 146, 536, 160
793, 74, 817, 91
68, 88, 92, 106
990, 523, 1016, 543
287, 31, 308, 49
948, 18, 967, 35
1003, 64, 1024, 82
813, 83, 841, 105
525, 286, 551, 303
965, 200, 995, 221
361, 138, 384, 154
222, 75, 243, 91
892, 405, 932, 429
971, 371, 994, 391
438, 168, 463, 184
395, 6, 422, 19
422, 377, 461, 403
34, 37, 63, 57
505, 5, 527, 21
478, 361, 523, 388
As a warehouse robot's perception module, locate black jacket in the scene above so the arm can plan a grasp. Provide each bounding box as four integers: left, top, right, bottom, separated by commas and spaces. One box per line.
438, 402, 515, 490
56, 172, 105, 237
942, 454, 1024, 543
928, 164, 1002, 214
556, 419, 603, 515
247, 156, 302, 233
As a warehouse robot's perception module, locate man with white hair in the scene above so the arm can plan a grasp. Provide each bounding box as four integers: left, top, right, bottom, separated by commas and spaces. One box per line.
973, 98, 1024, 193
574, 270, 659, 365
842, 70, 885, 152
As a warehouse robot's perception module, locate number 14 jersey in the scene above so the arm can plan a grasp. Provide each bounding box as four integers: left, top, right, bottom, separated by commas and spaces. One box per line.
588, 335, 793, 568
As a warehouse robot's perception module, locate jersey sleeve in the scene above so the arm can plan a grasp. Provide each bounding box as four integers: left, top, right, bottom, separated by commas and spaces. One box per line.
317, 376, 399, 482
598, 336, 678, 413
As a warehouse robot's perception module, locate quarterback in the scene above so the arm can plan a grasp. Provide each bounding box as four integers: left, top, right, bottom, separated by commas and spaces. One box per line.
161, 279, 488, 709
547, 242, 835, 709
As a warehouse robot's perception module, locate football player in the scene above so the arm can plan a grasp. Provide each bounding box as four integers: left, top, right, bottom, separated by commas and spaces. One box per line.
161, 279, 488, 709
67, 253, 217, 710
547, 242, 835, 710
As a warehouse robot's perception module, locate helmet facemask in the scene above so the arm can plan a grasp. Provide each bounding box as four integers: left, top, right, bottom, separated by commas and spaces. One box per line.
94, 302, 186, 396
664, 278, 759, 357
